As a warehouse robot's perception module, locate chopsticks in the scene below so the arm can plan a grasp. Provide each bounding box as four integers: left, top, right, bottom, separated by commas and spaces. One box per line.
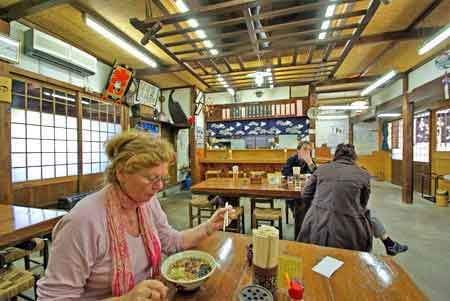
223, 202, 229, 232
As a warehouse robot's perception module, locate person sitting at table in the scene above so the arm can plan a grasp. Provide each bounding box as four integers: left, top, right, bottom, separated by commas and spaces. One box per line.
37, 131, 235, 301
295, 143, 408, 255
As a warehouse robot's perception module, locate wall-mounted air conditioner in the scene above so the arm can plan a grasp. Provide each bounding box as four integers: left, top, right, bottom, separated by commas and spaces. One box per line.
0, 33, 20, 64
24, 29, 97, 76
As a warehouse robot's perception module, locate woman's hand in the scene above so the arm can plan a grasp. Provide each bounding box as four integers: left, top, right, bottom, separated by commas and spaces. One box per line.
206, 206, 236, 233
121, 279, 168, 301
299, 148, 314, 166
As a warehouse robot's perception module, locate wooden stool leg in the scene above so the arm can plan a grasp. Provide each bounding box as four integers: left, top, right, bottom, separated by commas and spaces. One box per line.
188, 203, 193, 228
197, 208, 201, 226
43, 240, 49, 269
24, 255, 31, 270
285, 204, 289, 224
241, 207, 245, 234
279, 217, 283, 239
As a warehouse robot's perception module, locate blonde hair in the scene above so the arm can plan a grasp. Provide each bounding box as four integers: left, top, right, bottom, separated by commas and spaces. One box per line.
104, 130, 175, 184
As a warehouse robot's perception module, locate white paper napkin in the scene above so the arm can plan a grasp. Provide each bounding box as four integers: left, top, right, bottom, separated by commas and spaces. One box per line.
312, 256, 344, 278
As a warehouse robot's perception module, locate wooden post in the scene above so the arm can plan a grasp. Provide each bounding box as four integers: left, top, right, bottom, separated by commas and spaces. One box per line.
308, 85, 317, 147
189, 87, 197, 184
349, 119, 353, 144
402, 76, 413, 204
0, 64, 12, 203
76, 92, 83, 193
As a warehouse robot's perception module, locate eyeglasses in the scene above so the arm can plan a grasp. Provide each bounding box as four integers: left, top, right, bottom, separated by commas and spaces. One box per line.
140, 175, 171, 185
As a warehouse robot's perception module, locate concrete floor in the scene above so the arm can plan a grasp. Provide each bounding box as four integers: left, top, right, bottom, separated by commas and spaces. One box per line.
161, 180, 450, 301
15, 180, 450, 300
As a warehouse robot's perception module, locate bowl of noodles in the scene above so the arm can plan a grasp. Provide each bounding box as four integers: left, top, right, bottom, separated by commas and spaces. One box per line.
161, 250, 217, 291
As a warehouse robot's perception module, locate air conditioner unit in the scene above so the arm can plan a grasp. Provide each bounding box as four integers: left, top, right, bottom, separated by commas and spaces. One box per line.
24, 29, 97, 76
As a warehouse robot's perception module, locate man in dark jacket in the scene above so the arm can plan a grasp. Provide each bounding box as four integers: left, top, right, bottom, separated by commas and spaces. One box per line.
282, 141, 316, 239
298, 144, 408, 254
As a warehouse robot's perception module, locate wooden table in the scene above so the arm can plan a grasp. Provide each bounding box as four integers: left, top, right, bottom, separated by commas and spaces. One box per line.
0, 205, 66, 248
171, 232, 427, 301
191, 177, 300, 199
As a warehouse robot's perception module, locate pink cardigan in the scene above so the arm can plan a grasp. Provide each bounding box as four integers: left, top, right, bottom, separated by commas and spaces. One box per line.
37, 186, 184, 301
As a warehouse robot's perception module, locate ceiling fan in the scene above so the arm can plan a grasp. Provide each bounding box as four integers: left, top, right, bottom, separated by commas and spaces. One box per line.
246, 69, 273, 87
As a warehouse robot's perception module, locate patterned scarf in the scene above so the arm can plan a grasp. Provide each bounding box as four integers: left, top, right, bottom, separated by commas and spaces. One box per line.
105, 185, 161, 296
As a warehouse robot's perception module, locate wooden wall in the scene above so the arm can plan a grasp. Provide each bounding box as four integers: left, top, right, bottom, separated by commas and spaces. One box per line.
357, 151, 392, 181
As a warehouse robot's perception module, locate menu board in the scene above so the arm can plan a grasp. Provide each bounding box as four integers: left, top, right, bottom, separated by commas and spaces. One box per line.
137, 80, 159, 106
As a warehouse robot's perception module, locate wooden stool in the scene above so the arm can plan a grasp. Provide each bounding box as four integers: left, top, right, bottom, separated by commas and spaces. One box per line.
253, 208, 283, 239
250, 198, 274, 222
0, 266, 35, 301
22, 238, 48, 271
205, 170, 222, 179
0, 238, 48, 270
188, 195, 216, 228
224, 206, 245, 234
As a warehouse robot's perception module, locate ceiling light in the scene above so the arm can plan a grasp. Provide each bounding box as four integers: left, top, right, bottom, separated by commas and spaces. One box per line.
351, 100, 368, 107
255, 74, 264, 87
361, 70, 397, 96
418, 23, 450, 55
195, 30, 207, 39
0, 34, 19, 48
270, 84, 274, 88
85, 14, 157, 68
187, 19, 199, 28
321, 20, 330, 30
227, 88, 235, 95
318, 32, 327, 40
210, 49, 219, 55
223, 83, 229, 88
325, 5, 336, 17
319, 105, 368, 110
203, 40, 214, 48
266, 68, 271, 73
175, 0, 189, 13
317, 115, 349, 120
377, 113, 401, 117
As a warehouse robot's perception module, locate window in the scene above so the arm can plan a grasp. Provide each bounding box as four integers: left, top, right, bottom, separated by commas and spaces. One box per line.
437, 108, 450, 152
413, 112, 430, 162
81, 96, 121, 175
11, 80, 78, 183
391, 119, 403, 160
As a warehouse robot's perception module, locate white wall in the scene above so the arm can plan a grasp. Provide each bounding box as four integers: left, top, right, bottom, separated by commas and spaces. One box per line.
316, 119, 349, 153
205, 86, 293, 105
408, 58, 446, 92
10, 21, 111, 94
353, 121, 378, 155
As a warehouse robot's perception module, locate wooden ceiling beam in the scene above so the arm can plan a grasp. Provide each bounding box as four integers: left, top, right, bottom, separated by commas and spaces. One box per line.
237, 56, 245, 71
357, 27, 442, 45
317, 96, 368, 104
135, 65, 185, 77
328, 0, 380, 78
0, 0, 73, 22
291, 49, 298, 66
317, 86, 363, 93
209, 59, 222, 74
316, 76, 377, 86
141, 0, 261, 25
358, 0, 444, 76
275, 73, 331, 80
196, 61, 209, 75
205, 70, 330, 83
164, 30, 248, 47
223, 58, 233, 72
200, 61, 338, 79
243, 7, 261, 61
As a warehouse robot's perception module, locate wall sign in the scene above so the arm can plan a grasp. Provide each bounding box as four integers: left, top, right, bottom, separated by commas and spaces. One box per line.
0, 76, 11, 103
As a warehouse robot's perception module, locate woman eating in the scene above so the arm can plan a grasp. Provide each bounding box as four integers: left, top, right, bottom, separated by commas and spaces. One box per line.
37, 131, 234, 301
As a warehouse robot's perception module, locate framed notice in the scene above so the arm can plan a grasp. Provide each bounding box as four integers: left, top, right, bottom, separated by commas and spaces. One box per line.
0, 76, 12, 103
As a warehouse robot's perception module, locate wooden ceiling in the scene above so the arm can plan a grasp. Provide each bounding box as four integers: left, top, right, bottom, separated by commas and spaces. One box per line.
1, 0, 449, 99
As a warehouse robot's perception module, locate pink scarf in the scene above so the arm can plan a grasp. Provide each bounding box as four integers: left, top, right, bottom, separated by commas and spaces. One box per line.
105, 185, 162, 296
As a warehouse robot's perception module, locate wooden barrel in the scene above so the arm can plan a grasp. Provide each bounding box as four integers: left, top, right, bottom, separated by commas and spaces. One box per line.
436, 190, 449, 207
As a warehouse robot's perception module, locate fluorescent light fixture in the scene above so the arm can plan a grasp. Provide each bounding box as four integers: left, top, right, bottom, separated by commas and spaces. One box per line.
317, 115, 349, 120
377, 113, 401, 118
195, 30, 207, 39
318, 32, 327, 40
418, 24, 450, 55
216, 74, 223, 79
0, 35, 19, 48
319, 105, 368, 110
266, 68, 271, 73
351, 100, 368, 107
227, 88, 235, 95
321, 20, 330, 30
325, 5, 336, 17
255, 74, 264, 87
85, 14, 157, 68
218, 78, 225, 83
175, 0, 189, 13
210, 49, 219, 55
223, 83, 229, 88
270, 84, 274, 88
187, 18, 199, 28
204, 40, 214, 48
361, 70, 397, 96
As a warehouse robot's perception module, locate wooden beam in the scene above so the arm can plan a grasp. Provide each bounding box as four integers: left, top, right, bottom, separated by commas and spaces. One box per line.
291, 48, 298, 67
223, 58, 233, 72
237, 56, 245, 70
357, 27, 442, 44
201, 61, 338, 79
135, 65, 185, 77
0, 64, 12, 203
402, 76, 413, 204
317, 86, 363, 93
275, 72, 331, 81
316, 75, 377, 86
306, 46, 315, 64
329, 0, 380, 78
358, 0, 444, 76
317, 96, 368, 105
209, 59, 222, 74
309, 85, 317, 146
205, 70, 331, 84
243, 7, 260, 61
0, 0, 72, 22
197, 61, 209, 75
165, 30, 248, 48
